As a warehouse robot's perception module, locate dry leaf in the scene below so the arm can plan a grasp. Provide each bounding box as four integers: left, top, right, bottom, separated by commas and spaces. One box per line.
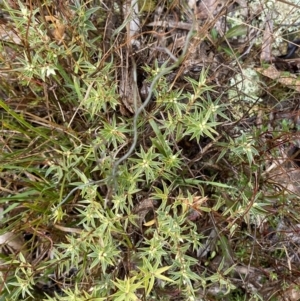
196, 0, 223, 19
119, 66, 142, 114
132, 198, 155, 230
143, 219, 156, 227
0, 23, 21, 44
256, 65, 300, 92
260, 14, 273, 62
0, 232, 27, 257
45, 16, 65, 44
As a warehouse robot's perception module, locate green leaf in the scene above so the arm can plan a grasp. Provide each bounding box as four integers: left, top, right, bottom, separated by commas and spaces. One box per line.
0, 98, 57, 143
211, 28, 218, 41
225, 25, 248, 38
85, 7, 100, 19
149, 119, 169, 156
154, 266, 175, 282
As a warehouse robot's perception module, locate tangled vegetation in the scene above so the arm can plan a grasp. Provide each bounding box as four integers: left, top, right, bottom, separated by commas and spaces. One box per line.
1, 0, 300, 300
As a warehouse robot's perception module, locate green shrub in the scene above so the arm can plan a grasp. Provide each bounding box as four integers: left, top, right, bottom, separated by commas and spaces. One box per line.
1, 1, 300, 300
